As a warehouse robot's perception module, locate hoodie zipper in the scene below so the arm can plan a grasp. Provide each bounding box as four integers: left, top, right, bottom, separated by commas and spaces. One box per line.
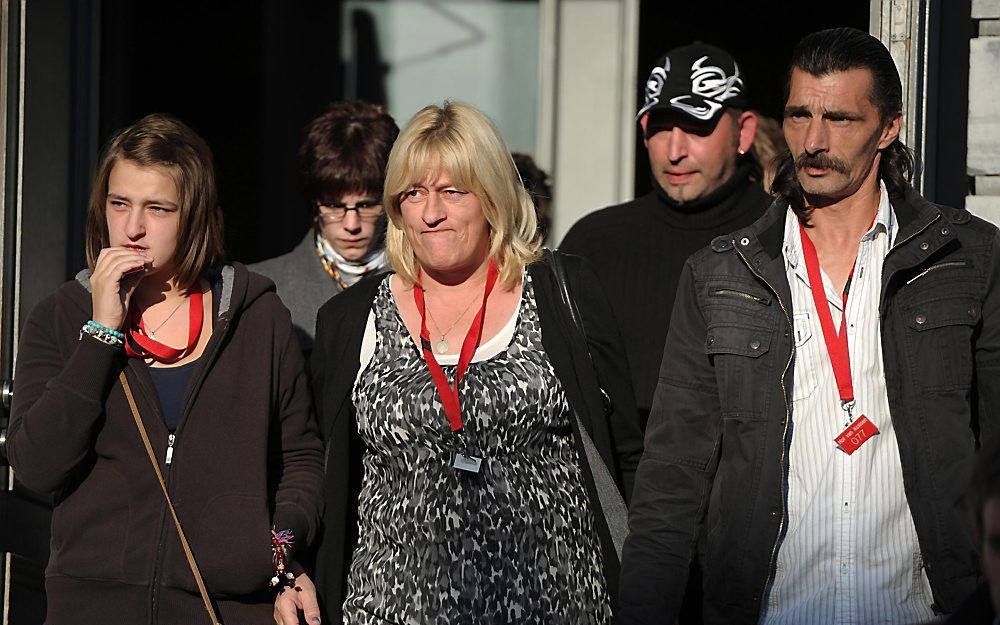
730, 243, 794, 619
148, 314, 232, 624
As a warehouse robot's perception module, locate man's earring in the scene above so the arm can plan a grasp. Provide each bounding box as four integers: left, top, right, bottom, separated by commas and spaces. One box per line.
738, 148, 746, 155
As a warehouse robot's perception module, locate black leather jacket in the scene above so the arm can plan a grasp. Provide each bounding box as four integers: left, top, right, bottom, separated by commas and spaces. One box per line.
619, 186, 1000, 624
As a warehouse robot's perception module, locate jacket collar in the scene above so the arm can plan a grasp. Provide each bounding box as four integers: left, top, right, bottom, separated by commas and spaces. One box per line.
725, 183, 962, 266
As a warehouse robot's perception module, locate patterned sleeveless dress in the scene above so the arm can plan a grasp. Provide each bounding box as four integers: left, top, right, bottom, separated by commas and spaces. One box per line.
342, 272, 612, 624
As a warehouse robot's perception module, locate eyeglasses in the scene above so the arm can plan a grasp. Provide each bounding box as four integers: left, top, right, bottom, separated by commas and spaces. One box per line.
316, 199, 384, 223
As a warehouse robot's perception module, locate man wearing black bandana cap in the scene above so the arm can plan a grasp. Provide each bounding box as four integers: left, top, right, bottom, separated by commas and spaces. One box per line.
619, 27, 1000, 625
560, 42, 769, 429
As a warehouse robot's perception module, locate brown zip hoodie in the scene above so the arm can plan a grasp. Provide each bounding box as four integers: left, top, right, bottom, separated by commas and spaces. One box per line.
7, 262, 324, 624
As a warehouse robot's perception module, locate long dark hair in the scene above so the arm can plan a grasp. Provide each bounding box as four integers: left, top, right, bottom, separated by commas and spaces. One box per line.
772, 28, 915, 213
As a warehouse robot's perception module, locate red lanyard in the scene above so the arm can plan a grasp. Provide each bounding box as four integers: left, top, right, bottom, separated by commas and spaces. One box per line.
125, 290, 204, 362
412, 261, 499, 433
798, 223, 856, 411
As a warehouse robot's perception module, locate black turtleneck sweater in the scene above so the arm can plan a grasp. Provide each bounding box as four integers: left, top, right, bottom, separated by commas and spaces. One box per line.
559, 161, 770, 427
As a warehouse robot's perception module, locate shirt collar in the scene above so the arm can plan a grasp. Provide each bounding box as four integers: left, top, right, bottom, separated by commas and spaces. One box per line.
783, 180, 895, 274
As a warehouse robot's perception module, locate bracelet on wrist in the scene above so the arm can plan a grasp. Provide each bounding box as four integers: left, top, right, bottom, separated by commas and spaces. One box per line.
79, 322, 124, 349
269, 528, 297, 590
86, 320, 124, 340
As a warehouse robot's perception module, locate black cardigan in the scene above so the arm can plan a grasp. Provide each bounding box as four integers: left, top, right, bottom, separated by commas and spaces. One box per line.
309, 251, 644, 621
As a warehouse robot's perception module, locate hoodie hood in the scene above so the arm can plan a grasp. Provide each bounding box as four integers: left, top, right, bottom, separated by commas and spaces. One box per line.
73, 262, 273, 323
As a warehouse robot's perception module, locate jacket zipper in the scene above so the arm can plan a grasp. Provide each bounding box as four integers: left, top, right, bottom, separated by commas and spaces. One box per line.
905, 259, 967, 285
712, 288, 772, 305
735, 212, 944, 617
121, 363, 172, 625
148, 316, 232, 623
731, 244, 794, 618
877, 212, 943, 602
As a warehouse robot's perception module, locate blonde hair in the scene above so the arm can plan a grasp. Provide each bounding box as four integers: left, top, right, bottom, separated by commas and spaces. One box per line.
383, 102, 542, 288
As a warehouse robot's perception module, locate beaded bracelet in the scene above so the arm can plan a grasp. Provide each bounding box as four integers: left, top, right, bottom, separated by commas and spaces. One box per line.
79, 322, 124, 349
86, 320, 124, 340
269, 529, 297, 590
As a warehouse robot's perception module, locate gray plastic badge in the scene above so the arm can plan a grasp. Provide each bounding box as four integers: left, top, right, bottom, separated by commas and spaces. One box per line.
453, 453, 483, 473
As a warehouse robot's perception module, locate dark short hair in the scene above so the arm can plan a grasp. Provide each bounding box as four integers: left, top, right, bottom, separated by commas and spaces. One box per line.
772, 27, 915, 209
970, 437, 1000, 537
298, 101, 399, 207
85, 113, 224, 291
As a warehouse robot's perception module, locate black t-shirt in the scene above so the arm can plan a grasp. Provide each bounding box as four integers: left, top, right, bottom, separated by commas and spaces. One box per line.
148, 359, 199, 431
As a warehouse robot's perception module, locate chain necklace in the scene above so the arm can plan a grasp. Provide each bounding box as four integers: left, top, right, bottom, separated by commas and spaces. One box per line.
143, 297, 187, 341
315, 237, 367, 290
424, 291, 482, 355
317, 251, 350, 289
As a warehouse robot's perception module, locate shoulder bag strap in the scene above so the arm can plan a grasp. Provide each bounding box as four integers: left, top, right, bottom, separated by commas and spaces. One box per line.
119, 372, 222, 625
545, 249, 629, 560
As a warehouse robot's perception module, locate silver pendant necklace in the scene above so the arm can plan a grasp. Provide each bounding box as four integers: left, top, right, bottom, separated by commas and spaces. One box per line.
143, 296, 187, 341
425, 291, 481, 355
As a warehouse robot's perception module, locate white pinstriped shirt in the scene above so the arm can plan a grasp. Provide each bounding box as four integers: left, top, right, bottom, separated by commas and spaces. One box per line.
761, 183, 938, 625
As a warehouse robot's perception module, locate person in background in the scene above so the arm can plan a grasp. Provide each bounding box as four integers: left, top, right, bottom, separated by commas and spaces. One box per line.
512, 151, 553, 244
750, 113, 788, 194
619, 27, 1000, 624
560, 44, 767, 623
304, 101, 643, 623
6, 114, 324, 624
560, 42, 767, 430
251, 101, 398, 357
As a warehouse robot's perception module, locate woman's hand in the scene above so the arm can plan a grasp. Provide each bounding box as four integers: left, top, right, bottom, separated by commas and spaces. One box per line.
90, 246, 151, 330
273, 573, 321, 625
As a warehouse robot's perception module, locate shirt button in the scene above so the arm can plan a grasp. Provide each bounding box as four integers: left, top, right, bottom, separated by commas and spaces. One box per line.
707, 335, 715, 346
740, 237, 750, 246
915, 314, 927, 325
941, 227, 950, 236
750, 339, 761, 350
920, 241, 930, 251
969, 306, 979, 318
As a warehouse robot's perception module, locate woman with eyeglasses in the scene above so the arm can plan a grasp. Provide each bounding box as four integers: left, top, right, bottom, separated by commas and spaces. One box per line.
251, 101, 399, 357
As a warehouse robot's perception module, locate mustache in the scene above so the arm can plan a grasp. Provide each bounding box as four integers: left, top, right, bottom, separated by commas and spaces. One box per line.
794, 152, 850, 174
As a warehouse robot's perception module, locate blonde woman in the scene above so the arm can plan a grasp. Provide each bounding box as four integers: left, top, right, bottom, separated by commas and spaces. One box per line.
300, 102, 643, 624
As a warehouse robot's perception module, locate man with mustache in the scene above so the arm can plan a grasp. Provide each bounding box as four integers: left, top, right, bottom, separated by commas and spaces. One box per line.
560, 43, 767, 430
619, 27, 1000, 624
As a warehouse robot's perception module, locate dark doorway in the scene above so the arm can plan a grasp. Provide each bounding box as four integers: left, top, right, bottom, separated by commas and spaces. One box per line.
98, 1, 346, 268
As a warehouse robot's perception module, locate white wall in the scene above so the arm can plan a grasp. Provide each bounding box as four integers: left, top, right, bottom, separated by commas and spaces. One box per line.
343, 0, 541, 154
967, 1, 1000, 223
546, 0, 639, 244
